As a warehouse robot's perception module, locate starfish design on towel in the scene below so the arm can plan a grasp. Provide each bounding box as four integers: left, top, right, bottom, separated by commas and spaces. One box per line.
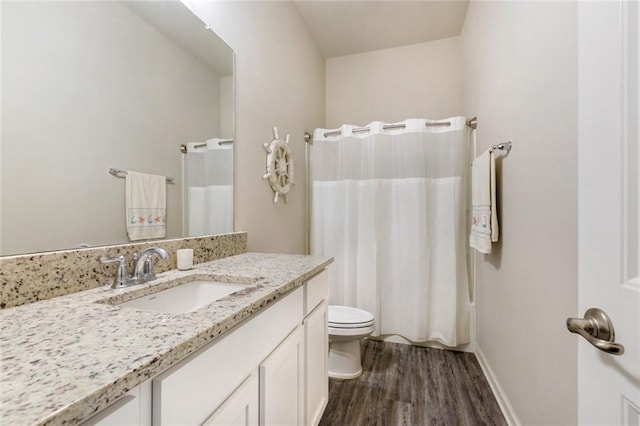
154, 216, 162, 223
138, 216, 145, 224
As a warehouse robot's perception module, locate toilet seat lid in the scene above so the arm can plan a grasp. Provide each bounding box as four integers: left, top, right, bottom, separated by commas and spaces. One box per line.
328, 305, 375, 328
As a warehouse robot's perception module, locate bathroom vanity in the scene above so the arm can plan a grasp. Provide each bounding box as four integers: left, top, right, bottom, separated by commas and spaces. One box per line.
0, 252, 332, 425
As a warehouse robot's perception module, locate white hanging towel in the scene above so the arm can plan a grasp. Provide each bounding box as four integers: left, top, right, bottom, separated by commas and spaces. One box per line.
470, 150, 499, 254
126, 171, 167, 241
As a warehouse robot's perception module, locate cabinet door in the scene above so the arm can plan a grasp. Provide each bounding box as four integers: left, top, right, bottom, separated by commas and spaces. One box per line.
203, 372, 259, 426
304, 300, 328, 426
81, 381, 151, 426
259, 326, 303, 426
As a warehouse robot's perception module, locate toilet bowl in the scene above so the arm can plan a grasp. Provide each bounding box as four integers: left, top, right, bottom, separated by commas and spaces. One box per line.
328, 305, 375, 379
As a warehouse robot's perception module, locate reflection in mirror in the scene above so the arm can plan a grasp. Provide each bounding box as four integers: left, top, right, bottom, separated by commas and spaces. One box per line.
0, 0, 234, 256
184, 139, 233, 236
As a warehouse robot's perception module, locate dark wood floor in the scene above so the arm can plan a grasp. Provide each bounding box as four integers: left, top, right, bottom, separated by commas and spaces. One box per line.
319, 339, 507, 426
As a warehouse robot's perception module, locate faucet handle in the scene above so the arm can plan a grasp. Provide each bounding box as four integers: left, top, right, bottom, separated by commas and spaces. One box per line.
99, 255, 129, 288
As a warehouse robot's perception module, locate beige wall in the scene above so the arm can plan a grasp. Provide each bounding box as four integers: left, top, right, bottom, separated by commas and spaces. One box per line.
326, 37, 462, 127
189, 1, 325, 254
462, 2, 578, 424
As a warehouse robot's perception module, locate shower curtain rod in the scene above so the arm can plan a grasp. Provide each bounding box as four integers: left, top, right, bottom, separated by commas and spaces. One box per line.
303, 117, 478, 143
179, 139, 234, 153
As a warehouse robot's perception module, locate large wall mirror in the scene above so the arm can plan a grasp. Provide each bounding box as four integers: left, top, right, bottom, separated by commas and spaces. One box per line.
1, 0, 234, 256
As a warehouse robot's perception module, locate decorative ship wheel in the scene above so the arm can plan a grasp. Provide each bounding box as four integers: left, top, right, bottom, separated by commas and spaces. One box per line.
263, 127, 295, 203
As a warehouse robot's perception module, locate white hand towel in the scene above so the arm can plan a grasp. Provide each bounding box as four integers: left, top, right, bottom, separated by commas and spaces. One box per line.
126, 171, 166, 241
470, 150, 499, 254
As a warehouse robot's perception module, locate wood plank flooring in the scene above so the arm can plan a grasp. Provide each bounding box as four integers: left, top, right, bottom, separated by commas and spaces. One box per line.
319, 339, 507, 426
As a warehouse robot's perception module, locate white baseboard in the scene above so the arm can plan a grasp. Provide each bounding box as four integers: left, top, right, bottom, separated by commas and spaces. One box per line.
473, 344, 521, 426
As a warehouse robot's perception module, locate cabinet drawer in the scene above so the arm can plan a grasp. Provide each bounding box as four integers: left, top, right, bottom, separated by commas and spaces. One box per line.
153, 286, 303, 425
304, 270, 328, 317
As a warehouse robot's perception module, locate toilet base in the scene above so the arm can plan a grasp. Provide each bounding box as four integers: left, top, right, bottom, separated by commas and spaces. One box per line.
328, 339, 363, 379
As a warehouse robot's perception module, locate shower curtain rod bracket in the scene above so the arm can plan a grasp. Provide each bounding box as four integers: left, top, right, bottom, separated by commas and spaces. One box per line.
490, 141, 512, 153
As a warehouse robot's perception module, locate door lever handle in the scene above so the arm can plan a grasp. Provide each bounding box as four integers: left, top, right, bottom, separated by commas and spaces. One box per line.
566, 308, 624, 355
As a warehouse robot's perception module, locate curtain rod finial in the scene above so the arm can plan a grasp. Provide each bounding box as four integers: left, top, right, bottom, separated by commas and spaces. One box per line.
304, 132, 313, 144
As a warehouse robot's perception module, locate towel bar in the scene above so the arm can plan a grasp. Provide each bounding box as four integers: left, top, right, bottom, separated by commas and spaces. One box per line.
108, 168, 174, 183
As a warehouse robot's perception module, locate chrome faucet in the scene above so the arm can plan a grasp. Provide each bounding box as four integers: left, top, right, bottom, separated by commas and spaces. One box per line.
132, 247, 169, 282
100, 247, 169, 289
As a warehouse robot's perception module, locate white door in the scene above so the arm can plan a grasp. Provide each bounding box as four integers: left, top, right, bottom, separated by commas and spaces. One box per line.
577, 1, 640, 424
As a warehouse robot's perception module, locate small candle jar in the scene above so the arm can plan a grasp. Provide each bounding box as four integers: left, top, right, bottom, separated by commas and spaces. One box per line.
176, 249, 194, 270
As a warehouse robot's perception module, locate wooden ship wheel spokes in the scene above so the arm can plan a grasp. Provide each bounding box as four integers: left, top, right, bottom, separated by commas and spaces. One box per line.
263, 127, 295, 203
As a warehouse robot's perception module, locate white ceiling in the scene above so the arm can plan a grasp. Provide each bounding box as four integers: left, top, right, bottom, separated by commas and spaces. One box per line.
294, 0, 469, 58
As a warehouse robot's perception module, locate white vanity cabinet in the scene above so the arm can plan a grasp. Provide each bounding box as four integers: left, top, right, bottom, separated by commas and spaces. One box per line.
84, 269, 329, 426
152, 286, 304, 425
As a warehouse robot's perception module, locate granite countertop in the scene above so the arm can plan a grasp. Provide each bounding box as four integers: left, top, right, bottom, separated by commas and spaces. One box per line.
0, 252, 333, 425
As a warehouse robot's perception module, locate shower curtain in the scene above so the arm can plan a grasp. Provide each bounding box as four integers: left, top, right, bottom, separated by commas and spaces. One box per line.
184, 139, 233, 236
311, 118, 470, 346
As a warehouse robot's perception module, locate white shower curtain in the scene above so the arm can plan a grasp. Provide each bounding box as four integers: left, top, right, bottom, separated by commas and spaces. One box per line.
185, 139, 233, 236
311, 118, 470, 346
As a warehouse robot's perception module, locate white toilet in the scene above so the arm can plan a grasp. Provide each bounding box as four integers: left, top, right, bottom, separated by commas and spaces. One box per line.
327, 305, 375, 379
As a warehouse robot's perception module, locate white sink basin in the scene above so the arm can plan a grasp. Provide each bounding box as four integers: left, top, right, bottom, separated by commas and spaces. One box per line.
118, 280, 246, 314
